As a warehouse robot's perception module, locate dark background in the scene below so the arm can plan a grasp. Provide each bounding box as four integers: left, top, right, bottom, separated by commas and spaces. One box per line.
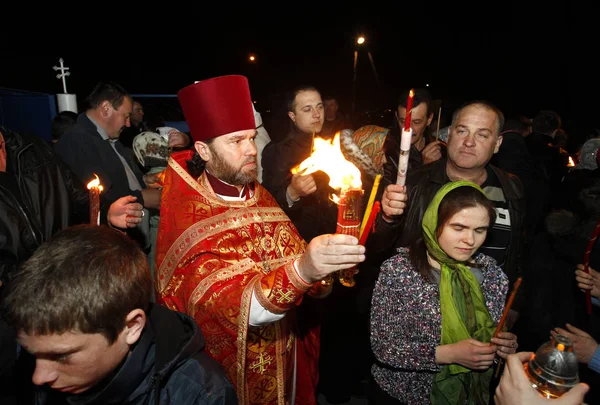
1, 4, 597, 151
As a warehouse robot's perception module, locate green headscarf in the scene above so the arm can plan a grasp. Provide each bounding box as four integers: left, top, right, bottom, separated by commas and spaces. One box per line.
425, 181, 495, 405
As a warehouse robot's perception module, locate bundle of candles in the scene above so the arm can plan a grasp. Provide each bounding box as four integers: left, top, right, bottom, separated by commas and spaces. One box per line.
332, 175, 382, 287
291, 131, 382, 287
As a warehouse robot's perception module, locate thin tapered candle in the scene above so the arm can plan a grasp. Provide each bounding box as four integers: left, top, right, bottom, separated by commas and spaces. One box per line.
359, 174, 381, 237
494, 277, 523, 337
436, 106, 442, 141
403, 89, 414, 132
359, 201, 380, 245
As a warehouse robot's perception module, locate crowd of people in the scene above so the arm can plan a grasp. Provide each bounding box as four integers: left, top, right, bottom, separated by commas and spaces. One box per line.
1, 74, 599, 405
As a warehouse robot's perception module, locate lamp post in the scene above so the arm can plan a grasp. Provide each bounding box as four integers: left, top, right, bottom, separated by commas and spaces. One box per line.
352, 36, 365, 117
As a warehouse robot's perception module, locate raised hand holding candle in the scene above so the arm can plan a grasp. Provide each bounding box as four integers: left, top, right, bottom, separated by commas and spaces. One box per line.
397, 89, 414, 186
87, 174, 103, 225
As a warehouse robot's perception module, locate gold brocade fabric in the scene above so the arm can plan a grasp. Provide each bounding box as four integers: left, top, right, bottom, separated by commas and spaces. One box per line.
155, 150, 323, 405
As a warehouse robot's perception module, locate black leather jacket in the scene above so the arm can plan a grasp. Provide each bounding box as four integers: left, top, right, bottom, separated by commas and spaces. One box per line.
369, 159, 526, 284
0, 127, 88, 286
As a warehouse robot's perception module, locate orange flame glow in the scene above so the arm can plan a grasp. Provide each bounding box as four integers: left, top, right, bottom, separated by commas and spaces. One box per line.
291, 132, 362, 196
87, 174, 104, 191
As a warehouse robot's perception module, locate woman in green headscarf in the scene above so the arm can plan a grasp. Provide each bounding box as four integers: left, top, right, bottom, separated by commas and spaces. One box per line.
370, 181, 518, 404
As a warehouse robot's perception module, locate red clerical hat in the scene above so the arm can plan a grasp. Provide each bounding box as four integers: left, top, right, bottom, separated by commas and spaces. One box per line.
178, 75, 255, 143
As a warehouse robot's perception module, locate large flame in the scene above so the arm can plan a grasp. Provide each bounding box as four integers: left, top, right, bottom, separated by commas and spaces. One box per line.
291, 132, 362, 194
87, 174, 104, 191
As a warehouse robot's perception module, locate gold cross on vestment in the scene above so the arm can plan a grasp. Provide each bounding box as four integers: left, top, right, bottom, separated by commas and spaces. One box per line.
250, 352, 273, 374
275, 289, 295, 304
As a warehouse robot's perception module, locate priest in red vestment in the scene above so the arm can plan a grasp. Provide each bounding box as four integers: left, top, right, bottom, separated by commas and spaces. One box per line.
155, 75, 366, 405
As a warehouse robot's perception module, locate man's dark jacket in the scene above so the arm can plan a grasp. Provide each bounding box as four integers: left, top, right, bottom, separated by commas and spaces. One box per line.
0, 126, 89, 403
55, 114, 146, 207
0, 127, 88, 286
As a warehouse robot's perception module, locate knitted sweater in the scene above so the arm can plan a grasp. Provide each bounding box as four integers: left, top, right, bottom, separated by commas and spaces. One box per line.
370, 248, 509, 404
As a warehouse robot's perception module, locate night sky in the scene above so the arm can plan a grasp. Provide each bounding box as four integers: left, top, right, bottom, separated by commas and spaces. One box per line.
2, 4, 597, 150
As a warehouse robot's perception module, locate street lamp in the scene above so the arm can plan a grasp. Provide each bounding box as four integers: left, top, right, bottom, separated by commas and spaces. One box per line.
249, 55, 256, 62
353, 36, 368, 116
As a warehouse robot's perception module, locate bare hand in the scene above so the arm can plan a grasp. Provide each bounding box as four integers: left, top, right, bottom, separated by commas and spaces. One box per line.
491, 332, 519, 359
168, 130, 190, 148
575, 264, 600, 299
143, 172, 164, 189
422, 140, 443, 165
107, 196, 144, 228
288, 171, 317, 201
494, 352, 589, 405
381, 184, 407, 222
552, 323, 599, 364
438, 338, 497, 370
297, 234, 366, 283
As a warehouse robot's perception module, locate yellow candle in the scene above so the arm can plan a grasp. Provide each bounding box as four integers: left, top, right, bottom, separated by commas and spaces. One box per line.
359, 173, 381, 238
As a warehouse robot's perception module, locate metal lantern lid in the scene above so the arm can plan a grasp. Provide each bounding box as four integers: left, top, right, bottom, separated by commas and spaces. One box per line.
526, 334, 579, 395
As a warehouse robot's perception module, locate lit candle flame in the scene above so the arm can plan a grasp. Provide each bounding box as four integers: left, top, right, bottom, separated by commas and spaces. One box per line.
87, 174, 104, 192
568, 156, 575, 167
291, 132, 362, 199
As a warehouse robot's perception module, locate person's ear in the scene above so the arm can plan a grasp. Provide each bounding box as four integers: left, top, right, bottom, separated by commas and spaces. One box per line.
427, 112, 434, 127
123, 309, 146, 345
288, 111, 296, 124
100, 101, 112, 117
195, 141, 211, 161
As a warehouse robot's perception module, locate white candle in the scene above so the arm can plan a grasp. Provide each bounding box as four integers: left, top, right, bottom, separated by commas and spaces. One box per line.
396, 128, 412, 186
